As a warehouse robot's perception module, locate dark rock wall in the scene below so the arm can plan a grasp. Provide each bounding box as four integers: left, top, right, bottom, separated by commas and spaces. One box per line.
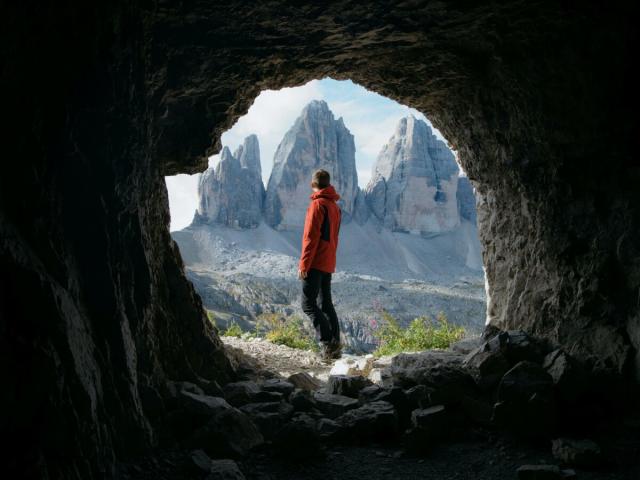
1, 0, 638, 478
1, 2, 233, 479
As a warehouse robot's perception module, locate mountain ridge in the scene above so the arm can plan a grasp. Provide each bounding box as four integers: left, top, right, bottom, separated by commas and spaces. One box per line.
193, 100, 476, 235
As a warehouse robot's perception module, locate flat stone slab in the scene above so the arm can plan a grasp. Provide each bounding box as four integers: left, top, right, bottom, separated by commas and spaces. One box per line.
313, 392, 359, 418
326, 374, 373, 398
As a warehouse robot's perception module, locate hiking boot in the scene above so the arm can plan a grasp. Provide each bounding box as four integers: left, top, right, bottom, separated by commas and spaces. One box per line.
320, 343, 334, 363
329, 340, 342, 359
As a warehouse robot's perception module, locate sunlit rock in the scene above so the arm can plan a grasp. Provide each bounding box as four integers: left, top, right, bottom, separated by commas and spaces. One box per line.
264, 100, 358, 229
194, 135, 265, 228
365, 116, 461, 234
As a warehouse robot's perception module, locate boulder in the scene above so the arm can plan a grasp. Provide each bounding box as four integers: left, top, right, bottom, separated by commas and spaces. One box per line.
403, 405, 449, 450
326, 375, 373, 398
190, 449, 214, 474
411, 405, 447, 430
463, 344, 510, 390
497, 361, 554, 404
359, 385, 411, 426
516, 465, 562, 479
188, 402, 263, 458
391, 350, 476, 404
330, 355, 375, 377
391, 350, 465, 382
239, 402, 294, 440
272, 413, 323, 460
368, 356, 394, 385
503, 330, 546, 364
486, 330, 545, 364
223, 381, 282, 407
287, 372, 322, 391
261, 378, 295, 398
493, 361, 556, 437
551, 438, 603, 468
223, 381, 259, 406
289, 388, 316, 412
164, 380, 205, 409
168, 380, 204, 397
458, 394, 494, 425
404, 385, 431, 410
313, 392, 359, 419
207, 459, 246, 480
336, 401, 398, 441
180, 391, 231, 417
450, 336, 483, 355
197, 378, 225, 397
543, 350, 588, 403
516, 465, 575, 479
317, 418, 343, 439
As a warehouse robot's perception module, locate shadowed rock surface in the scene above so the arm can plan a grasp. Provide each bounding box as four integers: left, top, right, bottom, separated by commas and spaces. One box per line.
1, 0, 638, 478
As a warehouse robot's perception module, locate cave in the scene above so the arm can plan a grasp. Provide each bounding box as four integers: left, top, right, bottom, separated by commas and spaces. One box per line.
2, 1, 638, 479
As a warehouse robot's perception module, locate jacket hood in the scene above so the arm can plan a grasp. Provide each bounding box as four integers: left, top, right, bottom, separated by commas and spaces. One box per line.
310, 185, 340, 201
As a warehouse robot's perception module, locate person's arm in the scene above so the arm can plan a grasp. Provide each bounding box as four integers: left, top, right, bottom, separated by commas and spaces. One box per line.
299, 201, 322, 276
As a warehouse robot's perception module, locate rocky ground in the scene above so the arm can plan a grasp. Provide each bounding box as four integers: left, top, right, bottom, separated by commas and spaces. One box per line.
120, 329, 640, 480
221, 336, 329, 379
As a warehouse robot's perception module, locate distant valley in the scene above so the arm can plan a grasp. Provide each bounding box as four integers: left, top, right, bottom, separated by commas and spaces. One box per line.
172, 100, 486, 352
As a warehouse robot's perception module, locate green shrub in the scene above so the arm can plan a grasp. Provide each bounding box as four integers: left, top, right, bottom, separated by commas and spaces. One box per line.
257, 314, 317, 351
222, 321, 243, 338
373, 310, 465, 357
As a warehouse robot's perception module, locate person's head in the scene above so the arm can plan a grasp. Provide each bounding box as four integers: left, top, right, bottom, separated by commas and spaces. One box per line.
311, 169, 331, 192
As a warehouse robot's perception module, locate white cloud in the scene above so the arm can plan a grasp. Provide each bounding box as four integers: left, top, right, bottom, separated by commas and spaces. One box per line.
165, 174, 200, 231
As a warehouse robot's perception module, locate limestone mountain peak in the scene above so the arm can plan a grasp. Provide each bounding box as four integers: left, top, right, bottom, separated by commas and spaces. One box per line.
264, 100, 358, 229
194, 135, 265, 228
365, 115, 461, 234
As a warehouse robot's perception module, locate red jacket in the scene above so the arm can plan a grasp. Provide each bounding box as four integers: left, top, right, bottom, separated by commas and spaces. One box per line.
299, 185, 342, 273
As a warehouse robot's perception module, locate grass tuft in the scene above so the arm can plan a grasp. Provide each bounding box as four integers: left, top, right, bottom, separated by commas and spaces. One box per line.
372, 310, 465, 357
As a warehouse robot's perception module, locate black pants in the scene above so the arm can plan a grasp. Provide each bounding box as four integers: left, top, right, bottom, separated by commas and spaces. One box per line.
301, 268, 340, 344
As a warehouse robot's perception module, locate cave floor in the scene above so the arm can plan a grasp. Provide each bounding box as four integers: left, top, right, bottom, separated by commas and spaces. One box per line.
122, 428, 640, 480
242, 438, 639, 480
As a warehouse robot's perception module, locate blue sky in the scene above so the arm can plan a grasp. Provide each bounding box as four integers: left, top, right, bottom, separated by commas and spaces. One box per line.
165, 78, 449, 231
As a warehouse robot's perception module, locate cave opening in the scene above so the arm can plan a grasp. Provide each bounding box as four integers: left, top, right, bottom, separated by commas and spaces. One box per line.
3, 1, 638, 479
165, 78, 487, 373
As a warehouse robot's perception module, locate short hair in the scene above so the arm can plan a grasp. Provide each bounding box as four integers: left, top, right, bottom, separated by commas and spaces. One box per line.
311, 169, 331, 189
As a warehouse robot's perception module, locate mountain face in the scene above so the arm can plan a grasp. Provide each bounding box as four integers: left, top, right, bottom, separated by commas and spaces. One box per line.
264, 100, 358, 229
365, 116, 461, 234
194, 134, 264, 228
192, 105, 475, 235
234, 133, 261, 175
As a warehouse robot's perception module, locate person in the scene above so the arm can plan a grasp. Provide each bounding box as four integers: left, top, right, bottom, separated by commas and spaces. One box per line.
298, 169, 342, 361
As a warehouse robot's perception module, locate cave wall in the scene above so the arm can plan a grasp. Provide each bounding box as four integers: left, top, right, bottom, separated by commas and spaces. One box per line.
1, 0, 638, 478
1, 2, 234, 478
